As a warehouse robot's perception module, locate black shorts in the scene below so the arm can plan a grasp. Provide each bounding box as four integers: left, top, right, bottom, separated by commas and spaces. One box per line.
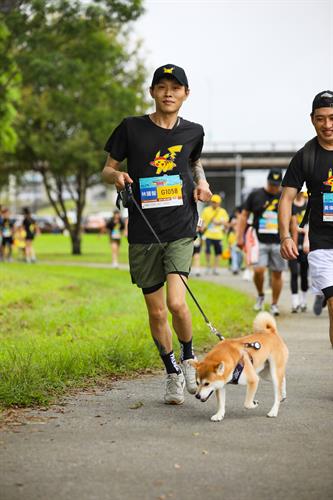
2, 237, 13, 246
205, 238, 222, 256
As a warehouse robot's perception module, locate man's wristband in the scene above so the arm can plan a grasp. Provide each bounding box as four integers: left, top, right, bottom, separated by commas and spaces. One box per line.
280, 236, 292, 244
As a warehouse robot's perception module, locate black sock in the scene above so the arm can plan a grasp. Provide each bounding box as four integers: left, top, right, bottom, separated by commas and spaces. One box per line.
161, 351, 181, 375
179, 338, 194, 361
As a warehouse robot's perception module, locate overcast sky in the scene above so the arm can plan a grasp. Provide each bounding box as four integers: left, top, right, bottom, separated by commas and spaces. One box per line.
134, 0, 333, 149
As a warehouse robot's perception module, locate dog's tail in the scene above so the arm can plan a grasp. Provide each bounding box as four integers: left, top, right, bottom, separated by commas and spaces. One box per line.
253, 311, 277, 334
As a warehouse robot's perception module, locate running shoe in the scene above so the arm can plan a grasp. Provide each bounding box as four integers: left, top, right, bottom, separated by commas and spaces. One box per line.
180, 359, 197, 395
164, 372, 185, 405
270, 304, 280, 316
300, 304, 307, 312
254, 295, 265, 311
291, 305, 300, 313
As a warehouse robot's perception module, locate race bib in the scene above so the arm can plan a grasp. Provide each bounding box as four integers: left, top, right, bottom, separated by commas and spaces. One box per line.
139, 175, 183, 209
258, 210, 278, 234
323, 193, 333, 222
111, 228, 121, 239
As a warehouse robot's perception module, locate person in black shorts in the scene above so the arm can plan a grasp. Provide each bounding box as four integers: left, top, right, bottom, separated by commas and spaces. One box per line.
106, 210, 125, 268
22, 207, 37, 263
102, 64, 212, 404
0, 207, 14, 262
279, 90, 333, 347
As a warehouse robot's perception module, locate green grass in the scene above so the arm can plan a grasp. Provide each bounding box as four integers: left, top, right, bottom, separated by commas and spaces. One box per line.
0, 263, 254, 408
14, 233, 230, 267
33, 233, 129, 263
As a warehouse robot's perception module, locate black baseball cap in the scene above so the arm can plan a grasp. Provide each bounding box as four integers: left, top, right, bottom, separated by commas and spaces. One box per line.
151, 64, 189, 88
267, 168, 282, 186
312, 90, 333, 113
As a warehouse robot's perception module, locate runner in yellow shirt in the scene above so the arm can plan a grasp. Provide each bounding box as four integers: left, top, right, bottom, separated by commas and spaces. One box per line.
201, 194, 229, 274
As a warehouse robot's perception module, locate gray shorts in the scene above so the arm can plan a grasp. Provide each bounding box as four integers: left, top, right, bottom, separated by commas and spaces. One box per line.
254, 242, 286, 272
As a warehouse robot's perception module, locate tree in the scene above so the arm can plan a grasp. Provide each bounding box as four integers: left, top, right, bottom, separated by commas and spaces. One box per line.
6, 0, 147, 253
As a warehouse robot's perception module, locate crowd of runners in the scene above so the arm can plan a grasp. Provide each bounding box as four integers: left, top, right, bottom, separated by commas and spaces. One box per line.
0, 206, 38, 263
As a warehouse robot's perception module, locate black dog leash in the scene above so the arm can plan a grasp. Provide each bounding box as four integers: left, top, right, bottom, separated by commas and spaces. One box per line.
117, 183, 224, 341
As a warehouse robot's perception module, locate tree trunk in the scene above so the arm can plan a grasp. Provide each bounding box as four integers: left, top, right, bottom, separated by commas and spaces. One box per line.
71, 232, 81, 255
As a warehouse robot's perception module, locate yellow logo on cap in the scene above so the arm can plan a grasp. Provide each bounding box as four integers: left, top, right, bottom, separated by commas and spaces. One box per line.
163, 67, 174, 74
273, 174, 279, 180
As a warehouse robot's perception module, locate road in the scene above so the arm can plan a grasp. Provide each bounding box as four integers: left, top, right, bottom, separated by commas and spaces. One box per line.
1, 268, 332, 500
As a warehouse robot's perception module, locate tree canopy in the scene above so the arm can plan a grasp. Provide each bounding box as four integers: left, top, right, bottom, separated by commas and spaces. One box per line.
1, 0, 147, 253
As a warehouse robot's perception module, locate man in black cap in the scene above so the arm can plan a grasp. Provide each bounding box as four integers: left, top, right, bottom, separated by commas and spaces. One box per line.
279, 90, 333, 347
237, 168, 286, 316
102, 64, 212, 404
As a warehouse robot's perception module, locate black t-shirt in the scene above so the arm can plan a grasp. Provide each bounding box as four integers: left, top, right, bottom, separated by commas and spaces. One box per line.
0, 217, 14, 238
104, 115, 204, 244
243, 188, 281, 244
292, 201, 307, 247
282, 140, 333, 251
23, 217, 36, 239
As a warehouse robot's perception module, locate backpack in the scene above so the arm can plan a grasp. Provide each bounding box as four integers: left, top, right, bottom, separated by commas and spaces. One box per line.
298, 137, 317, 228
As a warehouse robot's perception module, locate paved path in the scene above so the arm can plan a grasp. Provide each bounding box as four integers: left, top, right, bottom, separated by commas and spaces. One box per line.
1, 268, 332, 500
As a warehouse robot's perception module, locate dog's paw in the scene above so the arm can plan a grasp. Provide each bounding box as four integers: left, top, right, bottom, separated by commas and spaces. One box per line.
244, 400, 259, 409
267, 410, 278, 418
211, 413, 224, 422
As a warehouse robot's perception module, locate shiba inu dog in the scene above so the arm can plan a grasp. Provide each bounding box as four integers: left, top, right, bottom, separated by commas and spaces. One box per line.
190, 312, 288, 421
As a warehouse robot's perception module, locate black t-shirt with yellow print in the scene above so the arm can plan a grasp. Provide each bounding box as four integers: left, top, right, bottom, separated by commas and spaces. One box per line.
104, 115, 204, 244
243, 188, 281, 244
282, 139, 333, 251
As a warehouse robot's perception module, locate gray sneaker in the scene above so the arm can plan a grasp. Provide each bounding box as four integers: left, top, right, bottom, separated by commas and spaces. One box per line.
181, 359, 197, 394
254, 295, 265, 311
313, 295, 324, 316
164, 372, 185, 405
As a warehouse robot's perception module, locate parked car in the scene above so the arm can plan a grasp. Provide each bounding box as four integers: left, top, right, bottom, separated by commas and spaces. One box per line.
34, 215, 64, 234
82, 215, 106, 233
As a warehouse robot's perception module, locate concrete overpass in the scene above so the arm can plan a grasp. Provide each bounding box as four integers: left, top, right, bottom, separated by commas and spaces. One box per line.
201, 141, 302, 213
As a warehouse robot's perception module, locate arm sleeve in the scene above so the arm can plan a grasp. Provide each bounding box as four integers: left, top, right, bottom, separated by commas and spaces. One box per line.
281, 151, 305, 190
104, 119, 128, 162
190, 127, 204, 162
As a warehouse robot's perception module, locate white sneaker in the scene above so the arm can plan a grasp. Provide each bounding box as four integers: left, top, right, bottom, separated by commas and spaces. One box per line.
254, 295, 265, 311
180, 359, 197, 395
242, 269, 252, 281
270, 304, 280, 316
164, 372, 185, 405
111, 262, 119, 269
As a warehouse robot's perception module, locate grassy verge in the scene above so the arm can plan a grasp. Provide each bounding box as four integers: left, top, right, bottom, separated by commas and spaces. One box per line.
12, 233, 230, 266
0, 263, 254, 408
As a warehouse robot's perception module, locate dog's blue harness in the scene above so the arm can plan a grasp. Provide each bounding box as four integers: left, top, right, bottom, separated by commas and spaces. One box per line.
228, 342, 261, 385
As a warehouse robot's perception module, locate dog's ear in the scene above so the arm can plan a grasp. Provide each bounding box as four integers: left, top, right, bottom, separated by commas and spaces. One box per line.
216, 362, 224, 375
188, 359, 198, 369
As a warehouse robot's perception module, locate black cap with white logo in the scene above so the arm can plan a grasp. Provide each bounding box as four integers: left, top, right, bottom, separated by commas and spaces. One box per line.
267, 168, 282, 186
151, 64, 189, 88
312, 90, 333, 113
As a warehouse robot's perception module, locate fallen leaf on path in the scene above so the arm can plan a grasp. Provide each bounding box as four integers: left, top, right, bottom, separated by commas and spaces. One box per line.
129, 401, 144, 410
